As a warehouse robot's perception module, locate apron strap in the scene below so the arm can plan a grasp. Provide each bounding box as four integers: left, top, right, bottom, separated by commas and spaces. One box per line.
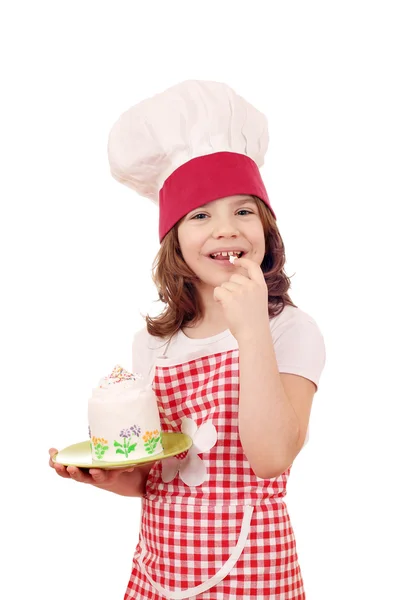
148, 335, 174, 381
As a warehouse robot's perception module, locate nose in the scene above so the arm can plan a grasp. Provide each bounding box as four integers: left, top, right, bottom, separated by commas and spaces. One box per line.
212, 216, 239, 238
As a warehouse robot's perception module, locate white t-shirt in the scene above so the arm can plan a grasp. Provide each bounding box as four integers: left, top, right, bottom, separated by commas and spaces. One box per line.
132, 305, 326, 391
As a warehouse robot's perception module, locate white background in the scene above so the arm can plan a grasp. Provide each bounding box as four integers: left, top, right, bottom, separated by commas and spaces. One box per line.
1, 1, 399, 598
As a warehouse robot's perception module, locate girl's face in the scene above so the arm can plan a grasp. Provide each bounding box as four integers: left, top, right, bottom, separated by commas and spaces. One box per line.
177, 195, 266, 290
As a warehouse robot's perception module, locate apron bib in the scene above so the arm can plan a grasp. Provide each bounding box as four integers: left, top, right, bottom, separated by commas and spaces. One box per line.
125, 348, 305, 600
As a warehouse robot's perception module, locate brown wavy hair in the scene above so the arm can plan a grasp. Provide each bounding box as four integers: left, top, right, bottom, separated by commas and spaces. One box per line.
145, 196, 297, 339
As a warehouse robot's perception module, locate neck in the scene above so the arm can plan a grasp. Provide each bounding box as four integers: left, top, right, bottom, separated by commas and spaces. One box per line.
183, 284, 229, 338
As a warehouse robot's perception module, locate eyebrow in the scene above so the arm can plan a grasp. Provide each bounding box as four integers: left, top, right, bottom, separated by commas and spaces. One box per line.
196, 197, 257, 210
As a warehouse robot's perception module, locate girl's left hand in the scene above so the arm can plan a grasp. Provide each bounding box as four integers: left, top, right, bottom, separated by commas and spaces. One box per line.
213, 257, 269, 340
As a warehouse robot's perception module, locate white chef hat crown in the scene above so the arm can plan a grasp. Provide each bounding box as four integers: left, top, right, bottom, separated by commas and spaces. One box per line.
108, 80, 275, 240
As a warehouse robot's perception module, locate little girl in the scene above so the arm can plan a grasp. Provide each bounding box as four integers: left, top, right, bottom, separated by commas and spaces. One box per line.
49, 80, 326, 599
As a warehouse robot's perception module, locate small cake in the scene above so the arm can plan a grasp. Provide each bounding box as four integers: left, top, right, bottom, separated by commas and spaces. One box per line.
88, 365, 163, 463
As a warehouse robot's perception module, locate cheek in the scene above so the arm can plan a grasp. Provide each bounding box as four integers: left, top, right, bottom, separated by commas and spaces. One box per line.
253, 227, 266, 253
178, 238, 199, 266
177, 229, 191, 258
179, 229, 206, 256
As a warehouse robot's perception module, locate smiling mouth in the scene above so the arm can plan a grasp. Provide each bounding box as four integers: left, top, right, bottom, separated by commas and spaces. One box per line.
209, 251, 244, 260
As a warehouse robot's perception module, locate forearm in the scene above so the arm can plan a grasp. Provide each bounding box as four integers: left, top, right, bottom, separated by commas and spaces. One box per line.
238, 326, 300, 478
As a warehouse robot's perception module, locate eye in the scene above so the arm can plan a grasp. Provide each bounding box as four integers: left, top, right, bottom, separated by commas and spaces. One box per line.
236, 209, 254, 216
191, 213, 208, 220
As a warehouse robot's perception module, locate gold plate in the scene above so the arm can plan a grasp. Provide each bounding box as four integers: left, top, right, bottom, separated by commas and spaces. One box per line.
52, 432, 192, 470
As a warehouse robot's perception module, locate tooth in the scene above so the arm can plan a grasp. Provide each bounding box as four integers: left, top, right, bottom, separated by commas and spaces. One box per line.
229, 255, 237, 264
221, 252, 228, 257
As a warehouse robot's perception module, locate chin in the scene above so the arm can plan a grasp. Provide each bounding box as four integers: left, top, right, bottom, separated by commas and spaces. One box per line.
199, 274, 229, 289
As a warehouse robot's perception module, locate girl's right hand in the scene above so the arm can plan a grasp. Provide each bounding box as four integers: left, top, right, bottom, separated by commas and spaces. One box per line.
48, 448, 136, 489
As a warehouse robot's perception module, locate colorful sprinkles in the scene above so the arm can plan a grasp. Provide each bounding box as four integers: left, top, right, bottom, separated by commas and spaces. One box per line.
100, 364, 142, 388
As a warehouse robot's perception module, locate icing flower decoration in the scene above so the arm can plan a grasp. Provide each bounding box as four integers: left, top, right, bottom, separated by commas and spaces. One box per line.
161, 417, 217, 487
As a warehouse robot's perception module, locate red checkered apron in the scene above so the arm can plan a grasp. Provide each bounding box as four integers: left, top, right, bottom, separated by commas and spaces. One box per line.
124, 349, 305, 599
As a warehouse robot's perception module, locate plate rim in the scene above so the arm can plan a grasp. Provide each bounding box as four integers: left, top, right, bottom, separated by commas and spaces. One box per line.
53, 431, 192, 469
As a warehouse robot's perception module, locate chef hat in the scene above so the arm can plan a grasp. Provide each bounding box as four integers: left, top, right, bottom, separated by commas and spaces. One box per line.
108, 80, 275, 241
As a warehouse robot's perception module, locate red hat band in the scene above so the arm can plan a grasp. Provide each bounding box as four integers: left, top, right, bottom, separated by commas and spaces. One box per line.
158, 152, 275, 242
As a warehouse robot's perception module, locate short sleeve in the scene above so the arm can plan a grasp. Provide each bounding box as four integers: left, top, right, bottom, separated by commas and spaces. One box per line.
131, 327, 154, 377
271, 307, 326, 391
131, 326, 168, 378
